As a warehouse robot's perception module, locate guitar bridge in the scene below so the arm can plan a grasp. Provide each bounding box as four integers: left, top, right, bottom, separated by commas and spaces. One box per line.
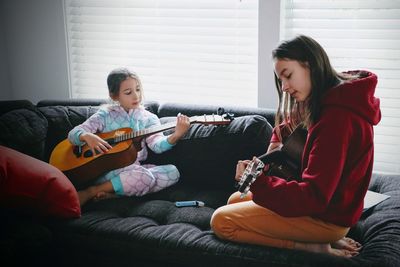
73, 145, 83, 158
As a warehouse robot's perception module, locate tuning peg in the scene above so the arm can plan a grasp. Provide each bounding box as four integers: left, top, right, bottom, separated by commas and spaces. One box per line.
223, 113, 235, 121
217, 107, 225, 115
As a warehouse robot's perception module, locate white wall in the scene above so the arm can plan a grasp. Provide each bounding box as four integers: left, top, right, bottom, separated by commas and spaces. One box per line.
1, 0, 69, 103
0, 0, 12, 100
258, 0, 280, 109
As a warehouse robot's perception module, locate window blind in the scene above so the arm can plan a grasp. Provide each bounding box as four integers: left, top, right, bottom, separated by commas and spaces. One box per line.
64, 0, 258, 107
282, 0, 400, 174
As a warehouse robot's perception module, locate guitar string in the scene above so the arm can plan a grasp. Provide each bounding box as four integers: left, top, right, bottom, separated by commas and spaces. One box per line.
114, 115, 223, 142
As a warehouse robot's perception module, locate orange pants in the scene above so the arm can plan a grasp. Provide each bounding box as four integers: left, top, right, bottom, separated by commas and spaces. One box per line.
210, 192, 349, 249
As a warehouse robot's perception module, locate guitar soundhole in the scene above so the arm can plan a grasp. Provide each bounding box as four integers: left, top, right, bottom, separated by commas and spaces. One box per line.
74, 140, 117, 158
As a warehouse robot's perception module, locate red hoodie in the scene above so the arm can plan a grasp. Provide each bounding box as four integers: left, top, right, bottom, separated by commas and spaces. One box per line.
250, 70, 381, 227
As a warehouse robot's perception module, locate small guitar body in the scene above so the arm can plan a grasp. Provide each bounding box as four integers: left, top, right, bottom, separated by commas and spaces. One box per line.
237, 126, 308, 197
50, 114, 232, 188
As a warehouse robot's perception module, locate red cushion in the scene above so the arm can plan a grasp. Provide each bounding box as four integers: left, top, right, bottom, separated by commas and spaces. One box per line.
0, 145, 81, 218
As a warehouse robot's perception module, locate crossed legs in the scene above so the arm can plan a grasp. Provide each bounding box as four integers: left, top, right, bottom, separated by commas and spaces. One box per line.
210, 192, 361, 257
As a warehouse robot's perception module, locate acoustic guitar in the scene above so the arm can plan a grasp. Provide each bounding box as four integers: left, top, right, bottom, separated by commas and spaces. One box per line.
50, 114, 232, 188
237, 125, 308, 198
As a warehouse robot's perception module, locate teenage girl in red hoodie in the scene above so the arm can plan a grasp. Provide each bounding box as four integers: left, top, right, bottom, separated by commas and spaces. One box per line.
210, 35, 381, 257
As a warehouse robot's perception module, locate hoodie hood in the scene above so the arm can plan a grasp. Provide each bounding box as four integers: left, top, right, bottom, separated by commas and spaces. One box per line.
321, 70, 381, 125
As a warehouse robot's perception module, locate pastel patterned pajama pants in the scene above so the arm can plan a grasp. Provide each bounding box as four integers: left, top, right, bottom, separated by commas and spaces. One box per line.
96, 163, 180, 196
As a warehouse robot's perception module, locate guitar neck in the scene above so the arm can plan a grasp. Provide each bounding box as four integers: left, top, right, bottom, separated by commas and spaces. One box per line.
115, 116, 207, 143
115, 121, 172, 143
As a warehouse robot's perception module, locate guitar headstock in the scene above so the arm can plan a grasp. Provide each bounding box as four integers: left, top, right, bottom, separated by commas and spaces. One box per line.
191, 113, 233, 125
238, 157, 265, 198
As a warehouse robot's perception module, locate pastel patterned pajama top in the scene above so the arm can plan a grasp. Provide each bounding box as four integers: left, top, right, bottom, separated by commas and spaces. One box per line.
68, 105, 180, 196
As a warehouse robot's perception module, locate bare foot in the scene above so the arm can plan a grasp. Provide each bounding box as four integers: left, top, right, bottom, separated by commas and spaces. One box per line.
331, 237, 362, 252
294, 242, 357, 257
77, 186, 97, 206
93, 191, 118, 201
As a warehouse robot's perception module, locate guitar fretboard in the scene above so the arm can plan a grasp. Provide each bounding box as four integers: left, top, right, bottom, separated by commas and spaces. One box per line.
113, 115, 223, 142
113, 121, 176, 142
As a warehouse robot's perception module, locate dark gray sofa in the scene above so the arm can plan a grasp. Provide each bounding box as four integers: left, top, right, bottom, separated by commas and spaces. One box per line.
1, 99, 399, 267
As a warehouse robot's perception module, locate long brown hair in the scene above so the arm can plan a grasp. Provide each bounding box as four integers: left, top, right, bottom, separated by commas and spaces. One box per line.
272, 35, 352, 137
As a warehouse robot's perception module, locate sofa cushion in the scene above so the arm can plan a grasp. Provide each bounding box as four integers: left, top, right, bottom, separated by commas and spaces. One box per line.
347, 173, 400, 267
0, 146, 81, 218
46, 173, 400, 267
0, 100, 35, 116
0, 105, 48, 160
145, 115, 273, 189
